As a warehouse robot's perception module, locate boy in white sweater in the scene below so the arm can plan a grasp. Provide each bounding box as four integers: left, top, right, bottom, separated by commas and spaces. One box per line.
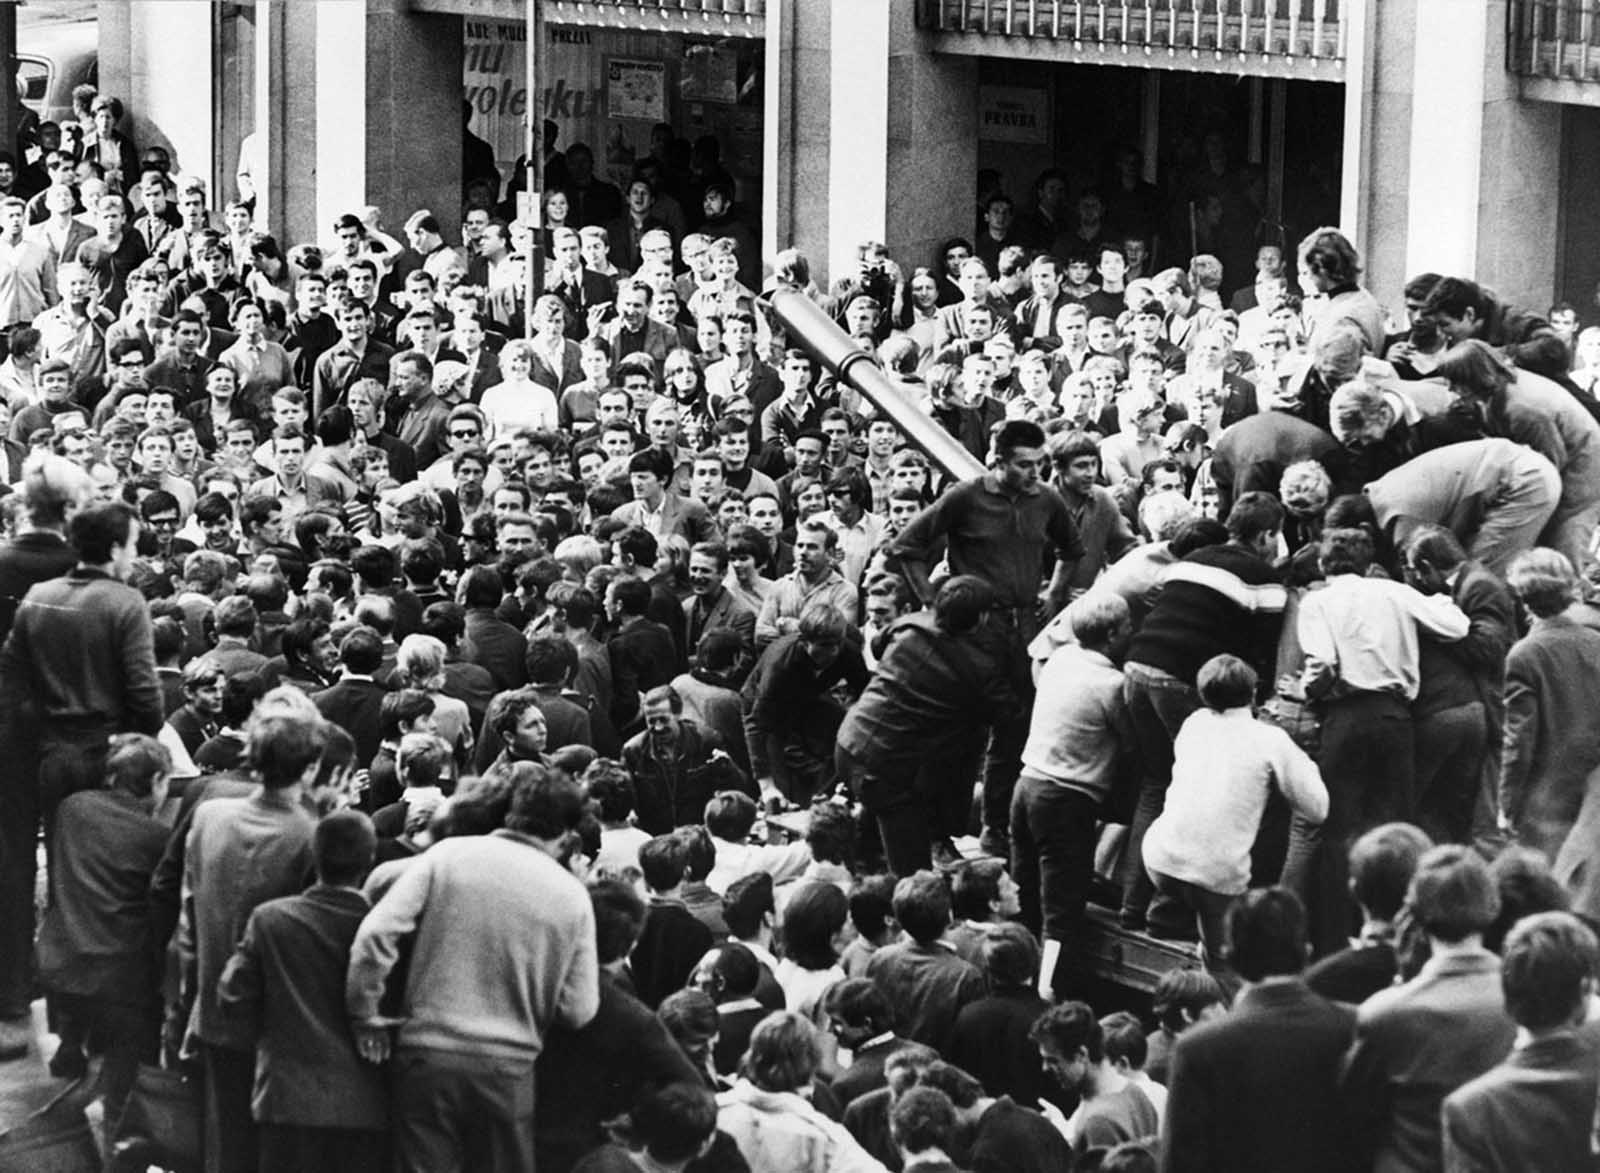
1141, 653, 1328, 980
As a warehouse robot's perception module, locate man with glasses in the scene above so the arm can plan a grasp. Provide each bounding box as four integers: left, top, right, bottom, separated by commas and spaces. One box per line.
420, 406, 503, 495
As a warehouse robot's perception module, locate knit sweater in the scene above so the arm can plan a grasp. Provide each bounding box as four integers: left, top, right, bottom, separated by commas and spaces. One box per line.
1125, 543, 1286, 686
1142, 707, 1328, 894
345, 830, 598, 1060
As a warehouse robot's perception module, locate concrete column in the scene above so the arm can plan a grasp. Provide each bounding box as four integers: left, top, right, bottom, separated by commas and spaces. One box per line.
362, 0, 464, 245
827, 0, 890, 284
761, 0, 792, 278
886, 3, 976, 282
314, 0, 368, 236
118, 1, 216, 187
1474, 0, 1562, 308
1356, 0, 1416, 310
1402, 0, 1488, 281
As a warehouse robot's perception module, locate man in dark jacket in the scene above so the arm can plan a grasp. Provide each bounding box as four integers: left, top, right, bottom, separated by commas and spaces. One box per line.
622, 685, 748, 835
1118, 492, 1287, 932
1162, 888, 1356, 1173
311, 629, 391, 771
630, 832, 714, 1009
605, 577, 678, 735
0, 454, 85, 1055
836, 576, 1015, 875
215, 810, 389, 1173
1421, 275, 1577, 390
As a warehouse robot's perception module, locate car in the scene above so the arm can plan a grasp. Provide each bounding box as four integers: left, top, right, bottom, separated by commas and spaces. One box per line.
17, 11, 97, 129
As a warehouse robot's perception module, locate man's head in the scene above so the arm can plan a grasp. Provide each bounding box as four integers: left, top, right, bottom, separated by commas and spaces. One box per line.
1501, 912, 1599, 1033
1223, 886, 1308, 982
1030, 1002, 1103, 1096
1409, 844, 1500, 945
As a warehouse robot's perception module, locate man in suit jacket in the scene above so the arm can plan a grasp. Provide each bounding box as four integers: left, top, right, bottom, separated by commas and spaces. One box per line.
1442, 911, 1600, 1173
606, 578, 680, 734
1338, 846, 1516, 1173
214, 811, 389, 1162
1209, 392, 1348, 518
525, 296, 583, 395
1365, 438, 1561, 580
458, 565, 528, 693
1165, 326, 1259, 440
311, 630, 393, 770
610, 448, 717, 545
1162, 888, 1356, 1173
683, 543, 756, 656
25, 183, 95, 269
543, 228, 612, 339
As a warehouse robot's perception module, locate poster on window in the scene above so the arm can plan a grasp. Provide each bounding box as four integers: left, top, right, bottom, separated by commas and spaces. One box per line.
607, 58, 667, 122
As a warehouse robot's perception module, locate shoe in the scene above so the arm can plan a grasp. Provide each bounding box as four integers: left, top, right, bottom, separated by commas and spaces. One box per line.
0, 1017, 30, 1062
977, 829, 1010, 860
931, 838, 963, 869
48, 1043, 86, 1080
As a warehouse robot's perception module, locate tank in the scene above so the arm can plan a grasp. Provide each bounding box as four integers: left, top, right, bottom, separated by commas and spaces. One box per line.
760, 286, 986, 484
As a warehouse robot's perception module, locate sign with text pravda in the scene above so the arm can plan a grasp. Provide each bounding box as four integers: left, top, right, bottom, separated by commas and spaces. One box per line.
978, 86, 1049, 144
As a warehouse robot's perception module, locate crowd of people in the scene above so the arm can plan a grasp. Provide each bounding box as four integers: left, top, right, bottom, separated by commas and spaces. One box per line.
2, 86, 1600, 1173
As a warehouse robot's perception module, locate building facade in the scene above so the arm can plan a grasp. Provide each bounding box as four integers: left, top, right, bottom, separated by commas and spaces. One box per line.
94, 0, 1600, 318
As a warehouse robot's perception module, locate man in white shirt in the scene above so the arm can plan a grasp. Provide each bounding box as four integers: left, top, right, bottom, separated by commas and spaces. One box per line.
1282, 525, 1469, 955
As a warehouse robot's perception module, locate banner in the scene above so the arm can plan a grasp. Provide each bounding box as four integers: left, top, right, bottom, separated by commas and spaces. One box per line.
463, 20, 609, 178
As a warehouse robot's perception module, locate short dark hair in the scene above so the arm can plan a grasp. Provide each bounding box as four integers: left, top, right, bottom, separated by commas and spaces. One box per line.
933, 575, 995, 636
630, 1082, 719, 1164
338, 626, 384, 674
525, 634, 578, 686
1099, 1010, 1148, 1069
1349, 823, 1434, 921
892, 871, 952, 945
1224, 886, 1308, 981
994, 419, 1045, 458
890, 1087, 957, 1157
1029, 1001, 1103, 1063
1151, 969, 1228, 1032
1500, 911, 1599, 1031
590, 878, 647, 965
1409, 845, 1500, 943
703, 790, 759, 841
503, 763, 584, 839
723, 871, 775, 940
639, 833, 690, 893
821, 977, 893, 1035
780, 881, 849, 971
247, 712, 330, 790
313, 810, 376, 887
610, 577, 651, 617
68, 503, 136, 563
848, 874, 896, 941
1226, 491, 1284, 544
980, 923, 1039, 990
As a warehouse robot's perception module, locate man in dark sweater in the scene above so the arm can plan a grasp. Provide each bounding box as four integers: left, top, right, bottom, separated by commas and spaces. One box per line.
947, 925, 1052, 1107
630, 833, 714, 1009
1305, 822, 1432, 1005
0, 454, 85, 1055
1118, 491, 1286, 933
536, 880, 702, 1170
865, 871, 986, 1054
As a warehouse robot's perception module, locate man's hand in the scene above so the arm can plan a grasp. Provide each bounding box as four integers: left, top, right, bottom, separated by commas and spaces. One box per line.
1039, 585, 1068, 619
352, 1016, 405, 1065
757, 779, 787, 814
585, 303, 611, 336
1037, 1097, 1071, 1138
